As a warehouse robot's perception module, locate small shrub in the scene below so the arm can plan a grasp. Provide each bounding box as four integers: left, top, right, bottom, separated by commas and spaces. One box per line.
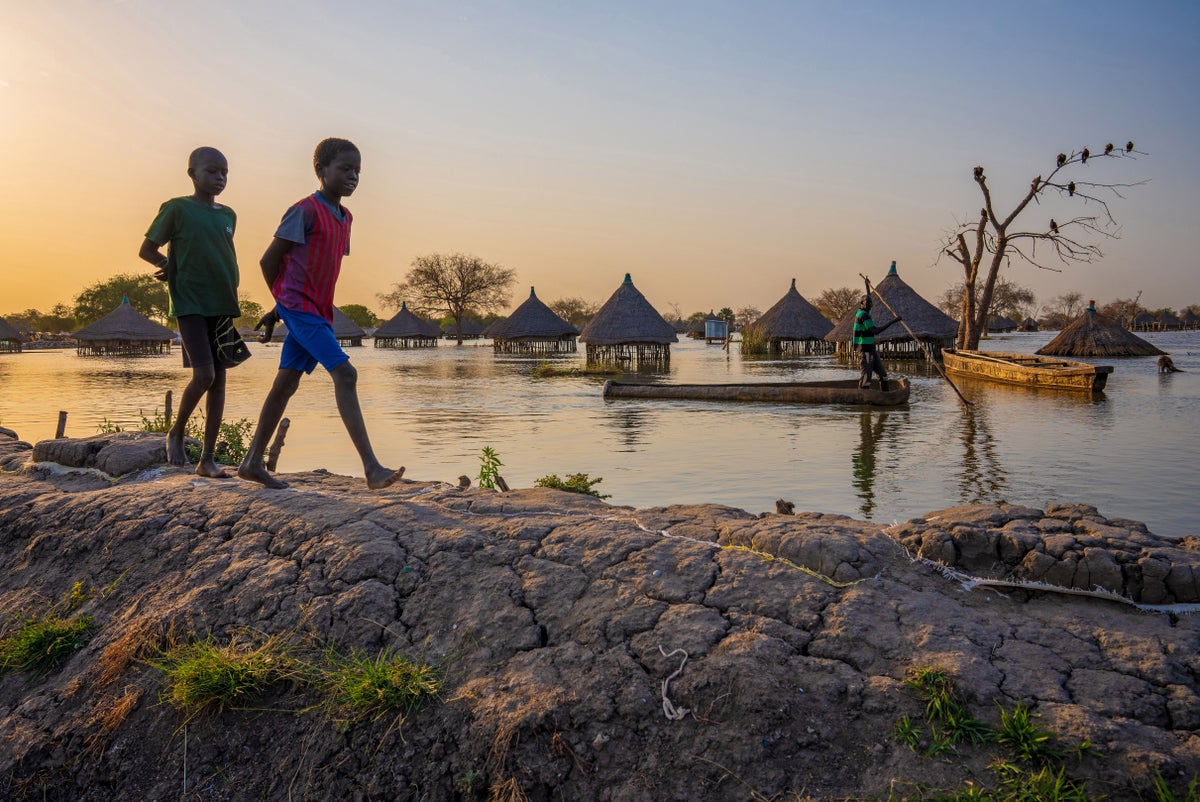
995, 702, 1060, 762
317, 648, 440, 722
151, 633, 294, 718
739, 326, 770, 356
892, 714, 922, 751
0, 614, 94, 676
478, 446, 503, 490
904, 665, 991, 746
534, 473, 611, 499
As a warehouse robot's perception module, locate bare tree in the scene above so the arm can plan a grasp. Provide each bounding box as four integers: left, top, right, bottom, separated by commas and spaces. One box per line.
1099, 292, 1144, 328
937, 276, 1036, 321
939, 143, 1144, 349
379, 253, 515, 344
549, 296, 600, 329
1044, 291, 1084, 321
735, 305, 761, 328
814, 287, 860, 322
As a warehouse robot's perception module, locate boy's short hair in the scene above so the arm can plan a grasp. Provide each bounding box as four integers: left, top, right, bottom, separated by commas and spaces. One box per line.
314, 138, 360, 176
188, 146, 225, 169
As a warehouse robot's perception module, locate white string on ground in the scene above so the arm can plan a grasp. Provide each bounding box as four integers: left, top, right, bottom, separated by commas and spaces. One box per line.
658, 645, 690, 721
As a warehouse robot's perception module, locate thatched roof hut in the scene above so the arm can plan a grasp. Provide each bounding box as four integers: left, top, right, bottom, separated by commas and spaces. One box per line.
332, 307, 366, 347
824, 262, 958, 359
1131, 311, 1156, 331
1037, 302, 1165, 357
442, 317, 485, 340
1182, 310, 1200, 330
491, 287, 579, 354
686, 317, 705, 339
748, 279, 834, 355
986, 314, 1018, 333
72, 299, 175, 356
1157, 311, 1182, 331
1018, 317, 1040, 332
579, 273, 676, 366
373, 302, 441, 349
0, 315, 22, 353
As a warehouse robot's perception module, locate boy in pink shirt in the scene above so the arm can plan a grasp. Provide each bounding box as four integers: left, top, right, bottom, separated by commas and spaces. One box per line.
238, 138, 402, 490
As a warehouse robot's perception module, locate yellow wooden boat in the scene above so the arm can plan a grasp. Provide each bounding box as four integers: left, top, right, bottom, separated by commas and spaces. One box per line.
942, 349, 1113, 392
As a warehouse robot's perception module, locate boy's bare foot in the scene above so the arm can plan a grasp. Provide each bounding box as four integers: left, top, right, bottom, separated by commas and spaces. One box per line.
196, 459, 234, 479
166, 432, 190, 466
366, 466, 404, 490
238, 461, 289, 489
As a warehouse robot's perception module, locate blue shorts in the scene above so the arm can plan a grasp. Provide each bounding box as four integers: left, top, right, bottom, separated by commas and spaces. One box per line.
277, 306, 349, 375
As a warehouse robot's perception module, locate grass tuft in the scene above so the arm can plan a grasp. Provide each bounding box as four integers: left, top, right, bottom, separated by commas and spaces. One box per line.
534, 473, 611, 499
529, 362, 622, 378
151, 633, 295, 718
317, 647, 441, 723
994, 702, 1061, 763
0, 613, 94, 676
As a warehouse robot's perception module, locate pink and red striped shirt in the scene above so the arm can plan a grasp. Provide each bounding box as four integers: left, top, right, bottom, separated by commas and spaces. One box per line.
271, 193, 352, 323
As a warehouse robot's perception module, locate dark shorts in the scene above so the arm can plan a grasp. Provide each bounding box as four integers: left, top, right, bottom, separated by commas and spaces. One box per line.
177, 315, 223, 369
277, 306, 349, 375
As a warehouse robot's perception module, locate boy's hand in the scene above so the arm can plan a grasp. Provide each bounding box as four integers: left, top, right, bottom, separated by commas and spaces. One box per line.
254, 309, 281, 343
153, 258, 169, 282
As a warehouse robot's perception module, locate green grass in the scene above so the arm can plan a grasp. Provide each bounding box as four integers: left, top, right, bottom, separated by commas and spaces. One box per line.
97, 410, 254, 465
1151, 770, 1199, 802
905, 666, 990, 746
530, 361, 622, 377
0, 613, 93, 676
994, 702, 1061, 763
534, 472, 611, 499
151, 633, 295, 718
316, 647, 441, 723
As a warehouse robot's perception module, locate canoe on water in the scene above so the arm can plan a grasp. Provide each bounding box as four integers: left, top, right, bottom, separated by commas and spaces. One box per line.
942, 349, 1113, 392
601, 378, 910, 406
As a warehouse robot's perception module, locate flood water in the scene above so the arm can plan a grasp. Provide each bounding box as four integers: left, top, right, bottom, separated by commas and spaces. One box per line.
1, 332, 1197, 537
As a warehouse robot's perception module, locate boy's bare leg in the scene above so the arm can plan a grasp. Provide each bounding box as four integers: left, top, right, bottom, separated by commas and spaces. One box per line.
330, 361, 403, 489
167, 363, 216, 466
196, 366, 233, 478
238, 369, 302, 489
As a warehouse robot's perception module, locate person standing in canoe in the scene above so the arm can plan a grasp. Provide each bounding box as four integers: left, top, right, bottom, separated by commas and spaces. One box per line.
854, 275, 901, 391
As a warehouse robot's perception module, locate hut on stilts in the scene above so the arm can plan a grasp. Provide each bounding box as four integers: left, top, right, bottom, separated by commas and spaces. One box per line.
373, 302, 441, 349
579, 273, 676, 367
746, 278, 834, 355
1132, 311, 1157, 332
986, 314, 1018, 333
1037, 301, 1165, 357
1181, 310, 1200, 330
442, 318, 485, 340
490, 287, 579, 354
1157, 311, 1182, 331
71, 299, 176, 356
1018, 317, 1040, 332
0, 316, 23, 353
824, 261, 958, 359
332, 307, 367, 347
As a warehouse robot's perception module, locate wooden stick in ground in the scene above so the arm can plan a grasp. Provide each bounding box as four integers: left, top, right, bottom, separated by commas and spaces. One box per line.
55, 411, 67, 438
858, 273, 973, 408
266, 417, 290, 472
164, 390, 173, 431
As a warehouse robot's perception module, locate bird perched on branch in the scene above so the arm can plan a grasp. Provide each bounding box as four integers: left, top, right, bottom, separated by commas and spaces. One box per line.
1049, 219, 1059, 234
1081, 147, 1090, 164
1105, 143, 1114, 154
1031, 176, 1041, 191
1068, 181, 1076, 197
973, 166, 984, 179
1057, 153, 1067, 167
1127, 140, 1134, 152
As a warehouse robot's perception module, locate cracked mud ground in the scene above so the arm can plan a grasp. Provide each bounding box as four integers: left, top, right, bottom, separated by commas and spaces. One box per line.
0, 432, 1197, 800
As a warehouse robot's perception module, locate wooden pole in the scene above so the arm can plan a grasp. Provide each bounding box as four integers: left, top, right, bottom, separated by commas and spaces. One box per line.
266, 417, 290, 471
164, 390, 173, 431
858, 273, 973, 408
55, 411, 67, 438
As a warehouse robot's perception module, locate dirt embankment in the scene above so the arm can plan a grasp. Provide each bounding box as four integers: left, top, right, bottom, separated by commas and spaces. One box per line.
0, 429, 1198, 801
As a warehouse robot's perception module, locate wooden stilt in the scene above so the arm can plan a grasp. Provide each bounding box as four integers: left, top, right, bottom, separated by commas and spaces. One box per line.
164, 390, 173, 430
55, 411, 67, 439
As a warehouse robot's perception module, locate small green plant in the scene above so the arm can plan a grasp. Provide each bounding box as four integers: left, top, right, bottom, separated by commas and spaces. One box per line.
455, 768, 481, 794
995, 702, 1060, 763
893, 714, 922, 751
905, 666, 990, 746
151, 633, 295, 718
478, 446, 503, 490
1152, 769, 1199, 802
534, 473, 611, 499
97, 409, 253, 465
96, 418, 122, 433
317, 647, 440, 723
530, 362, 622, 378
0, 614, 94, 676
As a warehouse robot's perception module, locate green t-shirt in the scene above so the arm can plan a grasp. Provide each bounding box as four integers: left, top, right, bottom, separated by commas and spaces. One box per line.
145, 196, 240, 317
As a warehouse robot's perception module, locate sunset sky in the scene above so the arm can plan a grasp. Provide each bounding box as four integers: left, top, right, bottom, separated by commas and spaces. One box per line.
2, 1, 1197, 320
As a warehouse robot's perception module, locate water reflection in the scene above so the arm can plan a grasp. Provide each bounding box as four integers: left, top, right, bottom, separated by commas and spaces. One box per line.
956, 404, 1007, 503
851, 411, 889, 517
600, 401, 653, 450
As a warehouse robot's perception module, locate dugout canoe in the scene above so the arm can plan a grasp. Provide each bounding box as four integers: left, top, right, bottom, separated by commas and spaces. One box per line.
942, 349, 1113, 392
601, 378, 909, 406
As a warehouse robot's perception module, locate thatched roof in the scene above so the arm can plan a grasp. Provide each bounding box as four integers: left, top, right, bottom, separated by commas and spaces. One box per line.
987, 314, 1018, 332
1133, 312, 1156, 327
1182, 310, 1200, 327
1037, 303, 1165, 357
0, 315, 22, 342
442, 317, 486, 337
579, 274, 677, 346
373, 302, 441, 339
490, 287, 578, 339
72, 299, 176, 341
1019, 317, 1040, 332
1158, 311, 1182, 329
750, 279, 833, 341
332, 307, 366, 340
825, 262, 958, 343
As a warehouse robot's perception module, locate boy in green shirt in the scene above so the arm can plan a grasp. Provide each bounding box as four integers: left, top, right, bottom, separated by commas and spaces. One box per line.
139, 146, 242, 477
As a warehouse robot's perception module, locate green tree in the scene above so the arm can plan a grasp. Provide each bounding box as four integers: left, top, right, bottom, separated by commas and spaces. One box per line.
338, 303, 380, 328
937, 276, 1036, 321
939, 144, 1144, 349
548, 297, 599, 329
73, 273, 170, 326
234, 297, 265, 332
814, 287, 860, 321
717, 307, 734, 323
379, 253, 515, 345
